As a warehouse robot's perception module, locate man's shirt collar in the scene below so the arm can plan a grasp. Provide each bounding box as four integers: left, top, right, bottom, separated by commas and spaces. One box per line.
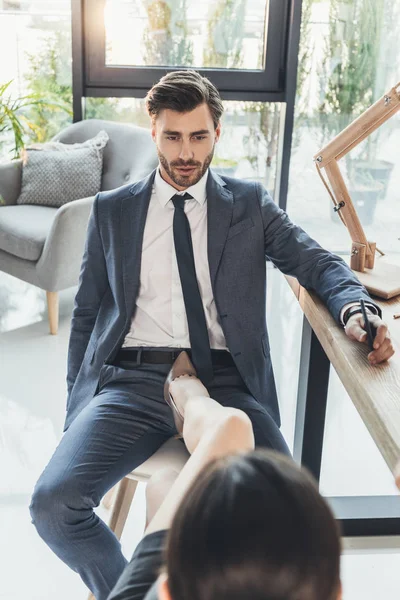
154, 166, 208, 207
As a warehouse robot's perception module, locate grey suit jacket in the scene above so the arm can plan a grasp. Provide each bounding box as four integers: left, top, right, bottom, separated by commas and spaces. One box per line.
65, 168, 379, 431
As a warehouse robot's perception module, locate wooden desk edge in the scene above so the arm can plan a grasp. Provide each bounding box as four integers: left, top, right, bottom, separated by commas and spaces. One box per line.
284, 275, 400, 475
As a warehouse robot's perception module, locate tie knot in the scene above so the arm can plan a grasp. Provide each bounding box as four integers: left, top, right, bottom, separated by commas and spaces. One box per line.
171, 192, 193, 209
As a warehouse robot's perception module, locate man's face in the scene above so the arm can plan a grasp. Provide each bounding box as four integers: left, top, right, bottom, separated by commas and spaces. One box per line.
151, 103, 221, 191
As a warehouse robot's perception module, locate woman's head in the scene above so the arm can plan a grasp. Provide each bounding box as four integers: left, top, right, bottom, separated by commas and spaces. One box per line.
161, 450, 341, 600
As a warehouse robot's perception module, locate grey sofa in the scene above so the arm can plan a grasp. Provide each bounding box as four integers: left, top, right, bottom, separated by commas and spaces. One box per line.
0, 119, 158, 334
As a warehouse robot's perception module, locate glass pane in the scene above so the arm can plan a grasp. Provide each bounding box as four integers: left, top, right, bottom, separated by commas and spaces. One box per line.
104, 0, 268, 70
0, 1, 70, 13
0, 3, 72, 161
288, 0, 400, 499
288, 0, 400, 256
85, 97, 282, 195
319, 367, 397, 498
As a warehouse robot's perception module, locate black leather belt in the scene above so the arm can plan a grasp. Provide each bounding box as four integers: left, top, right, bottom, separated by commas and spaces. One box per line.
112, 347, 235, 367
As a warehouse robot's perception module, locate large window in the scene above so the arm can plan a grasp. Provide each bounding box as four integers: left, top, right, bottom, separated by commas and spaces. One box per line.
82, 0, 291, 96
104, 0, 268, 70
288, 0, 400, 255
75, 0, 297, 202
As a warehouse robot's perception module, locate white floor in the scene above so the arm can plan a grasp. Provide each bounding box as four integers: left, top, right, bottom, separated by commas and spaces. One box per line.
1, 265, 399, 600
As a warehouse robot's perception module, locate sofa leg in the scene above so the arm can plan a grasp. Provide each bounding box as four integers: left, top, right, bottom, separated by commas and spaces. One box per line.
46, 291, 59, 335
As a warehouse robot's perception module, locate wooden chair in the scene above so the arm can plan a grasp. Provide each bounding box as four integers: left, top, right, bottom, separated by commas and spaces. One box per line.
87, 436, 190, 600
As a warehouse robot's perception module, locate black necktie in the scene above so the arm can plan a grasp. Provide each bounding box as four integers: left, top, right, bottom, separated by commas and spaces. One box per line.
172, 192, 213, 384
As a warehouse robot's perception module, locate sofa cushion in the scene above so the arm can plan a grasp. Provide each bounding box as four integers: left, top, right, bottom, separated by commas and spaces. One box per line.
17, 130, 108, 208
0, 205, 58, 261
54, 120, 159, 190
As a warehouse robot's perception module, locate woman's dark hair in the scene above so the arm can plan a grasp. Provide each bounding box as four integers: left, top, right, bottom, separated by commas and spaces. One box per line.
166, 450, 341, 600
145, 70, 224, 129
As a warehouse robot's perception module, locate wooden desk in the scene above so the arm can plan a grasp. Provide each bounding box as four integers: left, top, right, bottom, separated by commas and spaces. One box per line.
287, 275, 400, 536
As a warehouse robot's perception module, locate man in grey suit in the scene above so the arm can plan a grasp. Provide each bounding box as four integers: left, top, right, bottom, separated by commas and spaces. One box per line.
30, 70, 394, 600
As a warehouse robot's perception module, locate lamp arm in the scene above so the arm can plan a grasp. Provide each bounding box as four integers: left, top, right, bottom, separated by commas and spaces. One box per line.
314, 82, 400, 168
313, 81, 400, 273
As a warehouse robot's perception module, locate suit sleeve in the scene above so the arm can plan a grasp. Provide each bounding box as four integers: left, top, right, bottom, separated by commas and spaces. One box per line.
255, 183, 381, 324
66, 193, 109, 397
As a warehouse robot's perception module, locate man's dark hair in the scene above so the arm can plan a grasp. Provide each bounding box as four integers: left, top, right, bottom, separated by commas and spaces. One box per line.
145, 70, 224, 129
166, 450, 341, 600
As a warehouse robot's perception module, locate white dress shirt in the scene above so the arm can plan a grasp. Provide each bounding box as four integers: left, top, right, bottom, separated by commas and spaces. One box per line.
122, 167, 228, 350
122, 167, 376, 348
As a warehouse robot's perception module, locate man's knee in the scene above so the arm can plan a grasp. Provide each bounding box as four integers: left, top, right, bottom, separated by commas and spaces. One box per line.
29, 475, 86, 533
30, 479, 61, 532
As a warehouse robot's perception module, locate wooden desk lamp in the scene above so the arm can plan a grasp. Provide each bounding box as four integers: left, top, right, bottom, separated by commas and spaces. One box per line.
314, 81, 400, 299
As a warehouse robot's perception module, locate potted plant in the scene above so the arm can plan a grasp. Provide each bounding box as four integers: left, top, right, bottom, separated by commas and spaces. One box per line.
0, 79, 71, 160
0, 80, 42, 159
347, 175, 384, 226
352, 158, 394, 201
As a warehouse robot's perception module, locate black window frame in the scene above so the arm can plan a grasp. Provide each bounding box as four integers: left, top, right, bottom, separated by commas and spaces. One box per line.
80, 0, 291, 99
72, 0, 302, 210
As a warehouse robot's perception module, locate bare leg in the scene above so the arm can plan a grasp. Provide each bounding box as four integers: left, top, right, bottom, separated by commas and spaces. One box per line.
145, 375, 255, 535
395, 462, 400, 491
145, 468, 180, 528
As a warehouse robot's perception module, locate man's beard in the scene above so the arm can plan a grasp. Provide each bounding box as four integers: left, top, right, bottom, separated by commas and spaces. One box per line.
158, 145, 215, 188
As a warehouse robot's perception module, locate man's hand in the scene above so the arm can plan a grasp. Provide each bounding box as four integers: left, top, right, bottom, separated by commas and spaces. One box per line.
345, 312, 395, 365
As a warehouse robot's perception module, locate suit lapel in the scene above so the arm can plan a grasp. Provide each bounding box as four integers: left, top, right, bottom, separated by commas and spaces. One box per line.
207, 169, 234, 286
121, 168, 233, 317
121, 169, 156, 318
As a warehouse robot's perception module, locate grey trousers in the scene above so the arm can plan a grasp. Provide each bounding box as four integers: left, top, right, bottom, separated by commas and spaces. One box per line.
30, 360, 290, 600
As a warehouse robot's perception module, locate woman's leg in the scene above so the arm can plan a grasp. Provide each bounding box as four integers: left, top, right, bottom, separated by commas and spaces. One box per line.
145, 468, 180, 528
395, 462, 400, 490
145, 374, 255, 535
107, 375, 255, 600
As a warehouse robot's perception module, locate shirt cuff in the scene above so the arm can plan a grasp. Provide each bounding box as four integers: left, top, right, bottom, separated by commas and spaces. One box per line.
340, 302, 379, 326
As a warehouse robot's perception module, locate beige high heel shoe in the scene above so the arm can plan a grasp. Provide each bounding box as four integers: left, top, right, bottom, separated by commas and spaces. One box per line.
163, 351, 197, 437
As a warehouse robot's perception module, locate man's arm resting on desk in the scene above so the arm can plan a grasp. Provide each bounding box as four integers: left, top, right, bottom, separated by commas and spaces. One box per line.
255, 184, 394, 363
255, 183, 380, 319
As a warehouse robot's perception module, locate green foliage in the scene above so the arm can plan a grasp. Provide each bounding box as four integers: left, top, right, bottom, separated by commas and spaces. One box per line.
23, 26, 125, 139
84, 98, 124, 121
212, 156, 238, 167
293, 0, 318, 148
0, 80, 67, 159
242, 102, 280, 187
23, 29, 73, 142
203, 0, 246, 69
85, 97, 150, 128
318, 0, 385, 142
141, 0, 193, 66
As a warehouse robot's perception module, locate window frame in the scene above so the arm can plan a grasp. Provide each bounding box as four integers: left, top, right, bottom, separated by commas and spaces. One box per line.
72, 0, 302, 210
82, 0, 291, 98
